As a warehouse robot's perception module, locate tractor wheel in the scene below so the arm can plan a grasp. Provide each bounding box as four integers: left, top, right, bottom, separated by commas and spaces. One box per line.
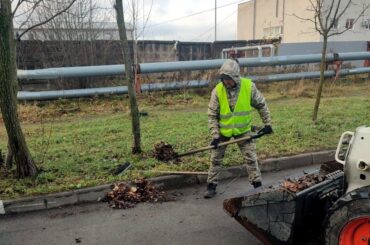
324, 187, 370, 245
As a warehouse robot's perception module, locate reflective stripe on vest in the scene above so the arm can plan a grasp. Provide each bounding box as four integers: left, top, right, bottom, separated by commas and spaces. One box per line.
216, 78, 252, 137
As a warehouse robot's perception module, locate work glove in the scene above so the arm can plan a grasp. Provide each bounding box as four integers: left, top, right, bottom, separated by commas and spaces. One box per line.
258, 125, 273, 135
210, 138, 220, 148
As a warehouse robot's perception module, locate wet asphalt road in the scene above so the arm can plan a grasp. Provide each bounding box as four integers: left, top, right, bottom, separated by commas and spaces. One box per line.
0, 165, 318, 245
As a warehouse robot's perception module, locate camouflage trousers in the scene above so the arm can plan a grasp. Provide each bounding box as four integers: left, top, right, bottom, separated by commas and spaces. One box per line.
207, 133, 262, 185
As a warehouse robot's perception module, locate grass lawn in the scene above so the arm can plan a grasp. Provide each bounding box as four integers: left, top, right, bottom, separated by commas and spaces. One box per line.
0, 80, 369, 198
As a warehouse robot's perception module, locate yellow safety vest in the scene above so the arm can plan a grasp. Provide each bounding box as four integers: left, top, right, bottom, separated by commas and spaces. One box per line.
216, 78, 252, 137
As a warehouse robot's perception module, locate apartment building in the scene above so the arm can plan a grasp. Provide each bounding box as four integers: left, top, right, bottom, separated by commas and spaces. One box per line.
237, 0, 370, 43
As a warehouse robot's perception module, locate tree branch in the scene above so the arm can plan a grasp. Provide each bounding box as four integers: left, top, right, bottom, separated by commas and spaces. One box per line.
328, 28, 349, 37
324, 0, 336, 26
335, 0, 353, 23
327, 0, 342, 30
293, 0, 323, 35
17, 0, 77, 40
328, 2, 370, 37
293, 13, 316, 23
315, 0, 325, 32
316, 0, 331, 37
307, 0, 321, 33
17, 0, 44, 29
308, 0, 316, 10
12, 0, 26, 17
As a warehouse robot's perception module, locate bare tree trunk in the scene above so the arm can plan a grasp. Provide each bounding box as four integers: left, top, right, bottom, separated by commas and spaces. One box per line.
5, 140, 14, 169
312, 35, 328, 122
115, 0, 142, 154
0, 0, 38, 178
0, 148, 4, 167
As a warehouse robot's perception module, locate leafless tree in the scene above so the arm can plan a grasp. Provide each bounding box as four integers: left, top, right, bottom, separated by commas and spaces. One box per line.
0, 0, 76, 178
115, 0, 142, 154
19, 0, 114, 89
295, 0, 370, 122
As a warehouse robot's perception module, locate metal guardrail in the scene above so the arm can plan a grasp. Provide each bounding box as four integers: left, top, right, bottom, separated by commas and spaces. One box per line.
16, 52, 370, 100
17, 52, 370, 80
18, 67, 370, 100
18, 65, 126, 80
18, 81, 209, 100
251, 67, 370, 82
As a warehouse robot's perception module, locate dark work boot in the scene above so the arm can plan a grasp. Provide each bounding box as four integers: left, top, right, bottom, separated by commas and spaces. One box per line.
204, 183, 217, 199
252, 181, 262, 188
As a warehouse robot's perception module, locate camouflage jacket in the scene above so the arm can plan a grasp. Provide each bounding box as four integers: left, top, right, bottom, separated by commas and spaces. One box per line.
208, 59, 271, 138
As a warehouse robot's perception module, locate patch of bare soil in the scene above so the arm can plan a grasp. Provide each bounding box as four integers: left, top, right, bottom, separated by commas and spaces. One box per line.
152, 141, 179, 162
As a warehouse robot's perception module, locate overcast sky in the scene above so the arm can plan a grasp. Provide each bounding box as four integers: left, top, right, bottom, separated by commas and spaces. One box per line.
108, 0, 249, 42
13, 0, 249, 42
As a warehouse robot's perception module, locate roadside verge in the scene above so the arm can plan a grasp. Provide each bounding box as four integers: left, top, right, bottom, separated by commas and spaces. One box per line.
0, 150, 334, 215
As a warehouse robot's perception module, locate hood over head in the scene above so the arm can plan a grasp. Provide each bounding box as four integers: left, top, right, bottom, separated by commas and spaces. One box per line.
219, 59, 240, 84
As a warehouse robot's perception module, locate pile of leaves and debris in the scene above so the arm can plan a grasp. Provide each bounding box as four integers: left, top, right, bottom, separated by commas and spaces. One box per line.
281, 161, 344, 193
152, 141, 179, 162
103, 179, 167, 209
282, 172, 326, 193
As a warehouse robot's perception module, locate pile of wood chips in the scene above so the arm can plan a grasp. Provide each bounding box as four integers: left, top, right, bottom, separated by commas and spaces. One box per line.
282, 173, 326, 193
104, 179, 166, 209
152, 141, 179, 162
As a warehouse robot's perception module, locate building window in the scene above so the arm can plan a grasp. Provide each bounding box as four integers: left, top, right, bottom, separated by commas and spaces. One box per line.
331, 18, 339, 29
362, 19, 370, 29
276, 0, 279, 18
263, 26, 282, 38
345, 19, 355, 29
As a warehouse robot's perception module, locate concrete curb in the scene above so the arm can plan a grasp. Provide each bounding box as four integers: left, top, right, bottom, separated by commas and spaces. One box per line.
0, 150, 335, 215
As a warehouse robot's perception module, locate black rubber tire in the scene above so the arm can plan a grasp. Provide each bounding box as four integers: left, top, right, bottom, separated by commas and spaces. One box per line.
324, 187, 370, 245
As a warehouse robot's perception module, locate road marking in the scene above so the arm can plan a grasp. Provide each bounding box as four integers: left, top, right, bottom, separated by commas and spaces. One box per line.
0, 200, 5, 214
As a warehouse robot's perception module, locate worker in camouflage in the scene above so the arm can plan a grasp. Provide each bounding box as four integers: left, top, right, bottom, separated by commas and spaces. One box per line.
204, 59, 273, 199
